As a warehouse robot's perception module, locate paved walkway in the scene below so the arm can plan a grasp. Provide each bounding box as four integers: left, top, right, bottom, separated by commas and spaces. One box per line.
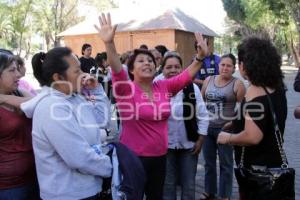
194, 67, 300, 200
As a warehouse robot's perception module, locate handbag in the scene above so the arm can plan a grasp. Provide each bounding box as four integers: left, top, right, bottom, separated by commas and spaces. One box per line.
234, 87, 295, 200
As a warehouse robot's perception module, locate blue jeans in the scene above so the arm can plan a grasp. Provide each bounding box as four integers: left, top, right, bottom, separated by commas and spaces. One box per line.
163, 149, 198, 200
0, 183, 40, 200
203, 127, 233, 198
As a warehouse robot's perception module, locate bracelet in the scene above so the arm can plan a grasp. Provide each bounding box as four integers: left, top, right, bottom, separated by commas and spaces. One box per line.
227, 134, 233, 145
194, 56, 205, 63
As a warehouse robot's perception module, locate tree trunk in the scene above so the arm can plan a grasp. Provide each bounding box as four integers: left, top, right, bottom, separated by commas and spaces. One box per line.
17, 0, 32, 56
290, 35, 300, 68
25, 41, 31, 59
54, 36, 61, 47
45, 32, 51, 50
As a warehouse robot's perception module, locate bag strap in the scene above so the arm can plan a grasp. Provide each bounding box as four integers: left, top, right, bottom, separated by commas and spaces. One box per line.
239, 87, 288, 169
263, 87, 288, 168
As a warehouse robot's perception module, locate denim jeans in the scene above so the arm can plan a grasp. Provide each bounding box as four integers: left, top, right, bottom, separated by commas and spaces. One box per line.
163, 149, 198, 200
0, 183, 40, 200
203, 127, 233, 198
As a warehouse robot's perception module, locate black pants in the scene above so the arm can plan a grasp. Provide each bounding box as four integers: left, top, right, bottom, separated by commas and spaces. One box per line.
80, 194, 100, 200
139, 155, 166, 200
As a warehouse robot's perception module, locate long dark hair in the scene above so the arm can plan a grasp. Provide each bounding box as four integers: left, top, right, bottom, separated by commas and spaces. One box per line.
0, 52, 15, 75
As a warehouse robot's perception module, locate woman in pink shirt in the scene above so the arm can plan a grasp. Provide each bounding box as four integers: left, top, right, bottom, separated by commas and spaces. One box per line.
14, 56, 37, 96
95, 13, 208, 200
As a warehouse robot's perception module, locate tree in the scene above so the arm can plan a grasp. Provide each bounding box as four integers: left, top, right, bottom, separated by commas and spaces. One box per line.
264, 0, 300, 67
0, 0, 34, 55
33, 0, 84, 49
11, 0, 33, 55
0, 2, 12, 48
222, 0, 246, 24
83, 0, 118, 11
222, 0, 300, 67
0, 0, 118, 53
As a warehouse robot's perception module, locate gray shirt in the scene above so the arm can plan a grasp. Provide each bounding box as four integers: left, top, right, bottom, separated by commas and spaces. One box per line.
205, 75, 237, 128
21, 86, 112, 200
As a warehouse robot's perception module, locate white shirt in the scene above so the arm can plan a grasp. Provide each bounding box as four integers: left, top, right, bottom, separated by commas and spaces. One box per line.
154, 75, 209, 149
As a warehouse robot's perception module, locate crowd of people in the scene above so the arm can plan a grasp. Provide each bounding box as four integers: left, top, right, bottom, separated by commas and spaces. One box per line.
0, 13, 295, 200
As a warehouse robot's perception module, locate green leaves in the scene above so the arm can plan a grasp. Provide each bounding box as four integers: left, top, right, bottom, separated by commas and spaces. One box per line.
221, 0, 300, 66
0, 0, 85, 52
222, 0, 246, 24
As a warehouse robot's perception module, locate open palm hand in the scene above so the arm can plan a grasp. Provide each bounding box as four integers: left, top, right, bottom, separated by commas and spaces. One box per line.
194, 32, 209, 59
94, 13, 117, 43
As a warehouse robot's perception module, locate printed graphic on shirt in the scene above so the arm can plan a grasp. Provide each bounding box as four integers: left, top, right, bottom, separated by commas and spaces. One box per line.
205, 89, 226, 115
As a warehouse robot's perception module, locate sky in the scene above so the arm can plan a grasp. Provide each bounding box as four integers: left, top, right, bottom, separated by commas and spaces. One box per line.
80, 0, 228, 34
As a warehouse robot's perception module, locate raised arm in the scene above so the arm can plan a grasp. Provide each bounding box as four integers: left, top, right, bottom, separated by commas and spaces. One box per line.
186, 33, 209, 78
94, 13, 122, 73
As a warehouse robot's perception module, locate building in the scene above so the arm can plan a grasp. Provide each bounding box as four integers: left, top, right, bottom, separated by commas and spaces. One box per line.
58, 8, 218, 65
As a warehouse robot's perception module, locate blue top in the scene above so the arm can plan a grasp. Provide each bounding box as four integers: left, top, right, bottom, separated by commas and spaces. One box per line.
21, 85, 112, 200
196, 54, 220, 81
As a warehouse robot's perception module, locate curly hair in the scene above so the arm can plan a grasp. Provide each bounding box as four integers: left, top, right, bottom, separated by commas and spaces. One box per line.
237, 37, 284, 89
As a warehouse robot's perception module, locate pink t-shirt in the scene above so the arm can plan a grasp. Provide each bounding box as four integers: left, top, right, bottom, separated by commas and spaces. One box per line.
18, 79, 37, 96
112, 69, 192, 156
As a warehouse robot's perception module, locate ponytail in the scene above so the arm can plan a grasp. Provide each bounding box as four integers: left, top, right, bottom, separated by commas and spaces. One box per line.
32, 52, 47, 86
31, 47, 72, 86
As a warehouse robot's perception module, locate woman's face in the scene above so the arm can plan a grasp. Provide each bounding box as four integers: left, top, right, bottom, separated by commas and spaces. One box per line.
0, 61, 22, 94
101, 59, 108, 68
152, 50, 162, 68
53, 54, 83, 94
219, 57, 235, 79
131, 54, 156, 81
83, 47, 92, 58
162, 57, 182, 79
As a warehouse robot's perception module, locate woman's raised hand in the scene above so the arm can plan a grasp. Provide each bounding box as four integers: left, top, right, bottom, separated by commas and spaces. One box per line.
94, 13, 117, 43
194, 32, 208, 59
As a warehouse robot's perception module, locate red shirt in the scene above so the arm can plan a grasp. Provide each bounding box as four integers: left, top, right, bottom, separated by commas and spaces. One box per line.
0, 107, 36, 189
